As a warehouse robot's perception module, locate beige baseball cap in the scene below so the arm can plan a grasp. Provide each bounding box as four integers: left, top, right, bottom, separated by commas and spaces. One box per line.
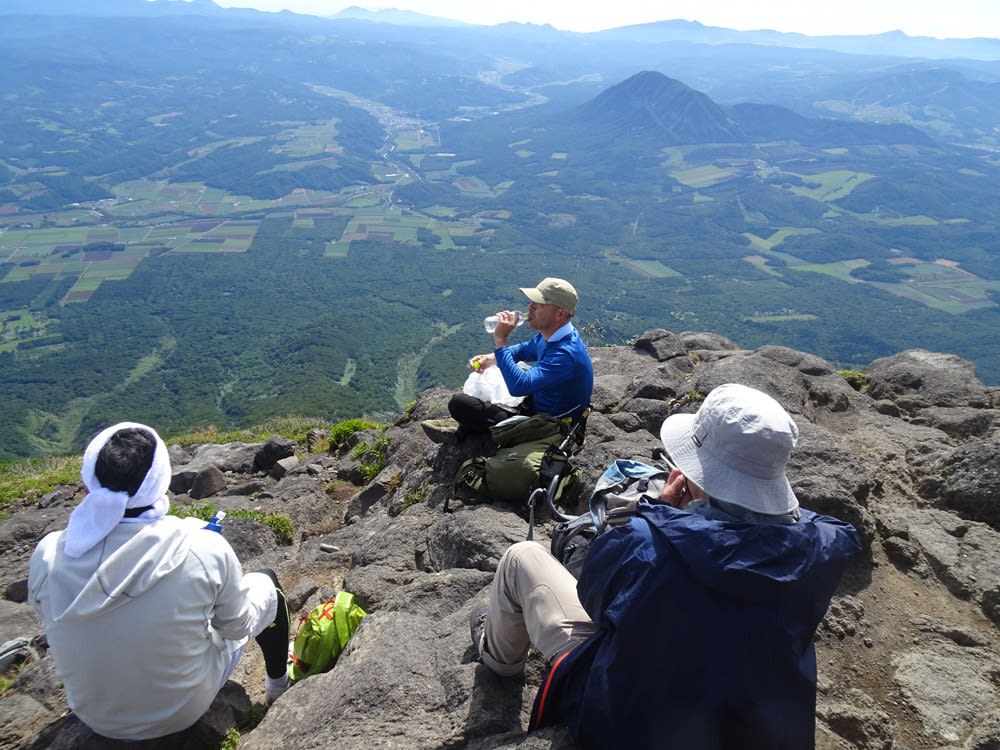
519, 277, 579, 315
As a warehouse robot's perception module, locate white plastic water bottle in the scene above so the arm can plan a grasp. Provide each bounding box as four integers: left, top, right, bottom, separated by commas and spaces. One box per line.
484, 313, 526, 333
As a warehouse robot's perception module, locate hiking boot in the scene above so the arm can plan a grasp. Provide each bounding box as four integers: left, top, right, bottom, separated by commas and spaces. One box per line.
470, 604, 525, 677
422, 418, 462, 445
469, 604, 489, 658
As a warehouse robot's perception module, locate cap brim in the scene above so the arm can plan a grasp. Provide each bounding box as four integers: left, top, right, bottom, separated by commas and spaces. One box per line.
520, 286, 546, 304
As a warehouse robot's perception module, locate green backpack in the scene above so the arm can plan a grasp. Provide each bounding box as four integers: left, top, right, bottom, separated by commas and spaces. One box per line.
288, 590, 367, 682
451, 414, 583, 506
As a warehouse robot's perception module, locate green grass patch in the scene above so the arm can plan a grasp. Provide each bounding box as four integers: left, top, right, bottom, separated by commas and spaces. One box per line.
785, 170, 874, 201
743, 233, 772, 251
872, 277, 1000, 314
272, 118, 341, 158
395, 481, 429, 514
336, 358, 356, 387
171, 416, 336, 448
394, 129, 438, 150
744, 312, 818, 322
123, 336, 177, 388
670, 164, 735, 188
328, 418, 384, 451
743, 255, 783, 277
453, 176, 494, 196
840, 369, 869, 391
796, 259, 868, 281
0, 310, 53, 352
767, 228, 821, 246
69, 275, 103, 293
0, 455, 81, 512
350, 434, 390, 483
853, 213, 940, 227
220, 726, 241, 750
171, 501, 295, 544
626, 259, 683, 278
230, 509, 295, 544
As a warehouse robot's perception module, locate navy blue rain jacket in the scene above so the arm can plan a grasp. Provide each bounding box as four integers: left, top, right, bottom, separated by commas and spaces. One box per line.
531, 504, 861, 750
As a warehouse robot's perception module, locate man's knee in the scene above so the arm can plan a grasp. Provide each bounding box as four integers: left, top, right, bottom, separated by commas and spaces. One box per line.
448, 392, 480, 422
499, 541, 549, 573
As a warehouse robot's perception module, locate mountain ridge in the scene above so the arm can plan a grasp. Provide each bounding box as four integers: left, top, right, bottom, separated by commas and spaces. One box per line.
1, 0, 229, 16
3, 0, 999, 60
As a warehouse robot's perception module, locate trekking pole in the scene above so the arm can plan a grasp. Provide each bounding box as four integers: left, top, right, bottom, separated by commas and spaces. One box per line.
526, 416, 587, 541
525, 487, 545, 541
542, 418, 585, 522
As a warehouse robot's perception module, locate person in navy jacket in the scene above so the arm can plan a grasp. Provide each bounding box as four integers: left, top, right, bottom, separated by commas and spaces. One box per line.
470, 383, 862, 749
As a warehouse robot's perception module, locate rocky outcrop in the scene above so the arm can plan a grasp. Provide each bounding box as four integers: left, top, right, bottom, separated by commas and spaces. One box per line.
1, 330, 998, 749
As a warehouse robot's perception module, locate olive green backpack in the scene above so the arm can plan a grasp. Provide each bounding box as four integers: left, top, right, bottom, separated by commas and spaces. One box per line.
450, 414, 583, 506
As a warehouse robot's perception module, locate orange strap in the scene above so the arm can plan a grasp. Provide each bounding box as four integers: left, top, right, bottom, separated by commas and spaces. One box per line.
532, 648, 573, 729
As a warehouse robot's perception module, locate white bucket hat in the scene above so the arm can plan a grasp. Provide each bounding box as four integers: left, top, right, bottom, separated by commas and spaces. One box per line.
659, 383, 799, 515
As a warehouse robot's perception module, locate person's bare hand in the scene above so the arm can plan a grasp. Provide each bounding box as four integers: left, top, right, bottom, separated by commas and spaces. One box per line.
659, 469, 692, 509
492, 310, 519, 346
469, 353, 496, 371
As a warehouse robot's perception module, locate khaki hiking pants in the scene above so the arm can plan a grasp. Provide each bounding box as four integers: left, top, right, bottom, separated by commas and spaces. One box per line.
482, 541, 597, 677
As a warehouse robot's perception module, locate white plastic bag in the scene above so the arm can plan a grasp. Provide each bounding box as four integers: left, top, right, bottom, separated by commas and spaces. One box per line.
462, 366, 524, 409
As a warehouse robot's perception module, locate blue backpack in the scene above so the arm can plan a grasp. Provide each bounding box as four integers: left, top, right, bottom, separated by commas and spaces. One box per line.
549, 459, 669, 577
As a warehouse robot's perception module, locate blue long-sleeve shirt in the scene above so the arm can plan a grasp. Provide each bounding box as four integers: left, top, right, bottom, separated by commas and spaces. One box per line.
494, 323, 593, 423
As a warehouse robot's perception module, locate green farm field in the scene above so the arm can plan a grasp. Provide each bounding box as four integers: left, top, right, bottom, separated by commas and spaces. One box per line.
750, 249, 1000, 315
873, 260, 1000, 314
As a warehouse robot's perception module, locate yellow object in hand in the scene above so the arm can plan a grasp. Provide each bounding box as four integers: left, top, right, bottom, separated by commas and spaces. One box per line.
473, 360, 481, 370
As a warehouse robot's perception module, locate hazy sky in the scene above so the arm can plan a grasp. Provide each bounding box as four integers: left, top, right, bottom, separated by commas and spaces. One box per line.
211, 0, 1000, 40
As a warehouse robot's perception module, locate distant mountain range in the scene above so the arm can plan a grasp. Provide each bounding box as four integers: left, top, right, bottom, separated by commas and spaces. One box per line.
4, 0, 999, 61
593, 20, 1000, 61
2, 0, 230, 16
334, 5, 467, 27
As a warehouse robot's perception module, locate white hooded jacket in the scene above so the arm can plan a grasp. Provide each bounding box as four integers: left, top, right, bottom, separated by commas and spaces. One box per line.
28, 515, 272, 740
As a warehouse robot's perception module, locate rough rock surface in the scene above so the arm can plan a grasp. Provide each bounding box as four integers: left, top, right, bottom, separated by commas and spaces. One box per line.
1, 330, 998, 750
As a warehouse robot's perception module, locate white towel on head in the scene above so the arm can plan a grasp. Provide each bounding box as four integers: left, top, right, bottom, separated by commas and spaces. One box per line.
64, 422, 172, 558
